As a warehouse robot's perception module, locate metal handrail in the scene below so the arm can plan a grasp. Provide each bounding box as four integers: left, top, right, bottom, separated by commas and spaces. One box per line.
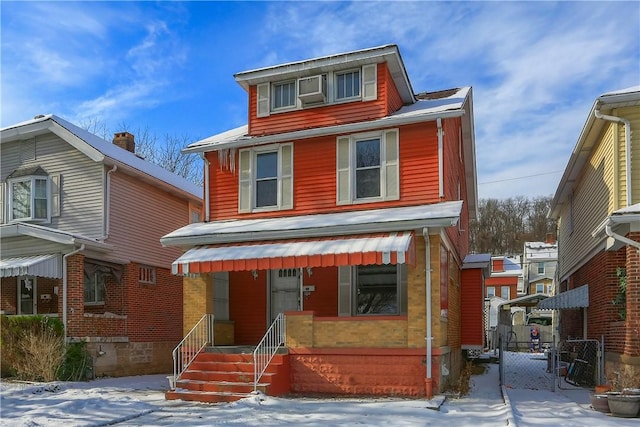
253, 313, 286, 392
170, 314, 214, 389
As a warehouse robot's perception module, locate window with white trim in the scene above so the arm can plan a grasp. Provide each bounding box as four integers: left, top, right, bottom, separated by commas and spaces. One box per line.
535, 283, 544, 294
5, 167, 61, 223
238, 143, 293, 212
335, 69, 360, 100
338, 264, 407, 316
487, 286, 496, 298
537, 262, 545, 275
84, 272, 105, 305
336, 129, 399, 205
272, 81, 296, 110
501, 287, 510, 300
139, 265, 156, 284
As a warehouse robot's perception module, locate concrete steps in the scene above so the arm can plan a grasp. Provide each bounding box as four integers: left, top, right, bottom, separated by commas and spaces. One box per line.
165, 348, 290, 403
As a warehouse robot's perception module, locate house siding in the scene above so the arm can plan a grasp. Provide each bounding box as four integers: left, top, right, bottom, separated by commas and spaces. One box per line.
107, 170, 187, 267
461, 268, 484, 348
556, 130, 614, 279
1, 134, 104, 237
613, 106, 640, 206
247, 63, 400, 137
208, 121, 442, 221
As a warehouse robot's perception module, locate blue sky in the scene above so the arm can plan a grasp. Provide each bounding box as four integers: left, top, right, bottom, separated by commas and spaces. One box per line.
2, 1, 639, 199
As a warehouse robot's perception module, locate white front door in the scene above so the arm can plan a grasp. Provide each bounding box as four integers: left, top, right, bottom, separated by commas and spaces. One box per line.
270, 269, 300, 322
18, 276, 36, 315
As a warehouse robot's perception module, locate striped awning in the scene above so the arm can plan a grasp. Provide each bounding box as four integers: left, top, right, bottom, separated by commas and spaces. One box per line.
0, 254, 62, 278
172, 232, 414, 275
538, 285, 589, 309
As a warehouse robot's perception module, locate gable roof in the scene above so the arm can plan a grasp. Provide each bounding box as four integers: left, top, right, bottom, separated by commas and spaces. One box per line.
1, 114, 202, 200
234, 44, 415, 104
550, 86, 640, 217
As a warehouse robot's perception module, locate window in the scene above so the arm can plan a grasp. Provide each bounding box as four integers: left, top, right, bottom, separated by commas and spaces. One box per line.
213, 272, 230, 321
537, 263, 545, 275
5, 167, 60, 223
338, 264, 407, 316
84, 272, 105, 304
535, 283, 544, 294
335, 69, 360, 100
139, 265, 156, 284
238, 144, 293, 212
272, 81, 296, 110
336, 129, 399, 205
501, 287, 510, 300
487, 286, 496, 297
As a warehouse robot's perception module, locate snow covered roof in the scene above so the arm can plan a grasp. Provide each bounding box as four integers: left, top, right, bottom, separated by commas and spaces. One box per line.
524, 241, 558, 260
1, 114, 202, 199
462, 253, 491, 269
161, 201, 463, 248
184, 87, 471, 153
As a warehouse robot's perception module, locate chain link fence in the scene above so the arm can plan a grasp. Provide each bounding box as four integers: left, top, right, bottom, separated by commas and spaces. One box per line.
499, 335, 603, 392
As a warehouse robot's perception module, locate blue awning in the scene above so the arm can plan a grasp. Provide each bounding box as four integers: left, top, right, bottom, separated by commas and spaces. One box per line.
538, 285, 589, 309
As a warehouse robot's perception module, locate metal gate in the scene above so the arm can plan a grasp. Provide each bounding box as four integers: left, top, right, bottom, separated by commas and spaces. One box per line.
499, 336, 603, 392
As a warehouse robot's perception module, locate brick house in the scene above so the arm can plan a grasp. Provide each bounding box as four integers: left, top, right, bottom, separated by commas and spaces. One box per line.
162, 45, 480, 401
544, 87, 640, 385
0, 115, 202, 377
485, 256, 522, 301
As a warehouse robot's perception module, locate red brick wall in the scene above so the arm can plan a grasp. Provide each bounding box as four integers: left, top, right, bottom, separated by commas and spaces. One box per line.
1, 277, 17, 314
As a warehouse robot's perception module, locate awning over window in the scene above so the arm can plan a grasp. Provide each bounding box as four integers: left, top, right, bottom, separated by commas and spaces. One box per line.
172, 232, 414, 275
537, 285, 589, 309
0, 254, 61, 278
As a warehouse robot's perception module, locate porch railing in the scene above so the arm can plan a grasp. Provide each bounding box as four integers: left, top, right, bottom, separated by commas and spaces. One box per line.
253, 312, 286, 392
170, 314, 214, 390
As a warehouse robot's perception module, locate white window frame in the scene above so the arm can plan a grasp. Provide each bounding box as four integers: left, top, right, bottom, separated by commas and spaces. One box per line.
238, 143, 293, 213
84, 272, 106, 305
487, 286, 496, 298
271, 80, 297, 111
500, 287, 510, 300
8, 175, 49, 222
537, 263, 545, 275
335, 68, 361, 101
336, 129, 399, 205
535, 283, 544, 294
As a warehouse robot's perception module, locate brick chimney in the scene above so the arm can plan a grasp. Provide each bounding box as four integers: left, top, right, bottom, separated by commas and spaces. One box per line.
545, 233, 555, 244
112, 132, 135, 153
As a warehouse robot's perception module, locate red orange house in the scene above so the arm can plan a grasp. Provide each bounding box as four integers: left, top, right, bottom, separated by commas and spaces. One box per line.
162, 45, 480, 401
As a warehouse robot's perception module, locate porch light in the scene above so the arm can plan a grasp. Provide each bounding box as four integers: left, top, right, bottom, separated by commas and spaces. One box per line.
251, 270, 258, 280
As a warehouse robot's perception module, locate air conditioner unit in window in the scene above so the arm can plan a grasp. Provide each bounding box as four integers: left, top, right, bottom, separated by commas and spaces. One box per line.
298, 75, 327, 104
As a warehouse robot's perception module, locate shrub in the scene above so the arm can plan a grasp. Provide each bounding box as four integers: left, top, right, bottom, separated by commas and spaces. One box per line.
57, 341, 93, 381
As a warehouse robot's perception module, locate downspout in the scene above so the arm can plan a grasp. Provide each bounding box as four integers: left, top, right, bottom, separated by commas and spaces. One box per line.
201, 153, 210, 222
423, 228, 434, 399
101, 165, 117, 240
62, 244, 85, 343
437, 118, 444, 198
594, 106, 633, 206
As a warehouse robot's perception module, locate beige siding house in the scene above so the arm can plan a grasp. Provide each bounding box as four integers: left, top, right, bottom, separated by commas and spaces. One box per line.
1, 115, 202, 377
545, 87, 640, 385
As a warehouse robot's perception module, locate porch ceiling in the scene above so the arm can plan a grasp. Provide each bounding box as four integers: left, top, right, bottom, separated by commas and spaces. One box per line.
0, 254, 62, 279
172, 232, 414, 275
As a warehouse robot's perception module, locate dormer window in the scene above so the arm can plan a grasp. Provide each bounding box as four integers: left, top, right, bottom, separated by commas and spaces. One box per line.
272, 81, 296, 110
335, 69, 360, 100
5, 166, 60, 223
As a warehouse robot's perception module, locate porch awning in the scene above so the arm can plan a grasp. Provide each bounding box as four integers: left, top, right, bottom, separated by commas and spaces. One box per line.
172, 232, 414, 275
0, 254, 62, 278
537, 285, 589, 310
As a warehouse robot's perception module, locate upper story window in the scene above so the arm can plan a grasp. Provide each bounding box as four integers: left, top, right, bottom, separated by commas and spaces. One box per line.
238, 143, 293, 213
255, 63, 377, 118
501, 287, 510, 300
335, 69, 360, 100
487, 286, 496, 298
336, 129, 399, 205
3, 166, 60, 223
272, 81, 296, 110
537, 262, 545, 275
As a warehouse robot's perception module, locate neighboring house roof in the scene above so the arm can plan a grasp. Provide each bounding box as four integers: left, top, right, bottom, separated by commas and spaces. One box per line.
490, 256, 523, 277
1, 114, 202, 200
551, 86, 640, 217
0, 222, 111, 252
524, 241, 558, 261
183, 87, 472, 153
538, 284, 589, 309
234, 44, 415, 104
529, 276, 554, 284
161, 200, 463, 248
462, 253, 491, 269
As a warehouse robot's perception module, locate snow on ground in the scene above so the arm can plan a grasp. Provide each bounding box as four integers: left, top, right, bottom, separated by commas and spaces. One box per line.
1, 361, 638, 426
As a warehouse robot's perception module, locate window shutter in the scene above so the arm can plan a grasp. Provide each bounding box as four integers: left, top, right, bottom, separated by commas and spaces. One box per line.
0, 182, 5, 224
336, 136, 351, 205
280, 144, 293, 209
383, 129, 399, 199
50, 174, 61, 217
238, 149, 252, 212
338, 266, 352, 316
362, 64, 377, 101
257, 83, 270, 117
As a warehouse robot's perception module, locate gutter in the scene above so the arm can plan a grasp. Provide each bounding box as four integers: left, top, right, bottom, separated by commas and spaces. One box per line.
437, 118, 444, 198
423, 228, 434, 399
63, 244, 85, 343
201, 153, 210, 222
594, 104, 633, 206
605, 223, 640, 252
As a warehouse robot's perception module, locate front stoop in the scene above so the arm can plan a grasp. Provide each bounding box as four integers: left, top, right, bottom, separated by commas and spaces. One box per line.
165, 348, 290, 404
